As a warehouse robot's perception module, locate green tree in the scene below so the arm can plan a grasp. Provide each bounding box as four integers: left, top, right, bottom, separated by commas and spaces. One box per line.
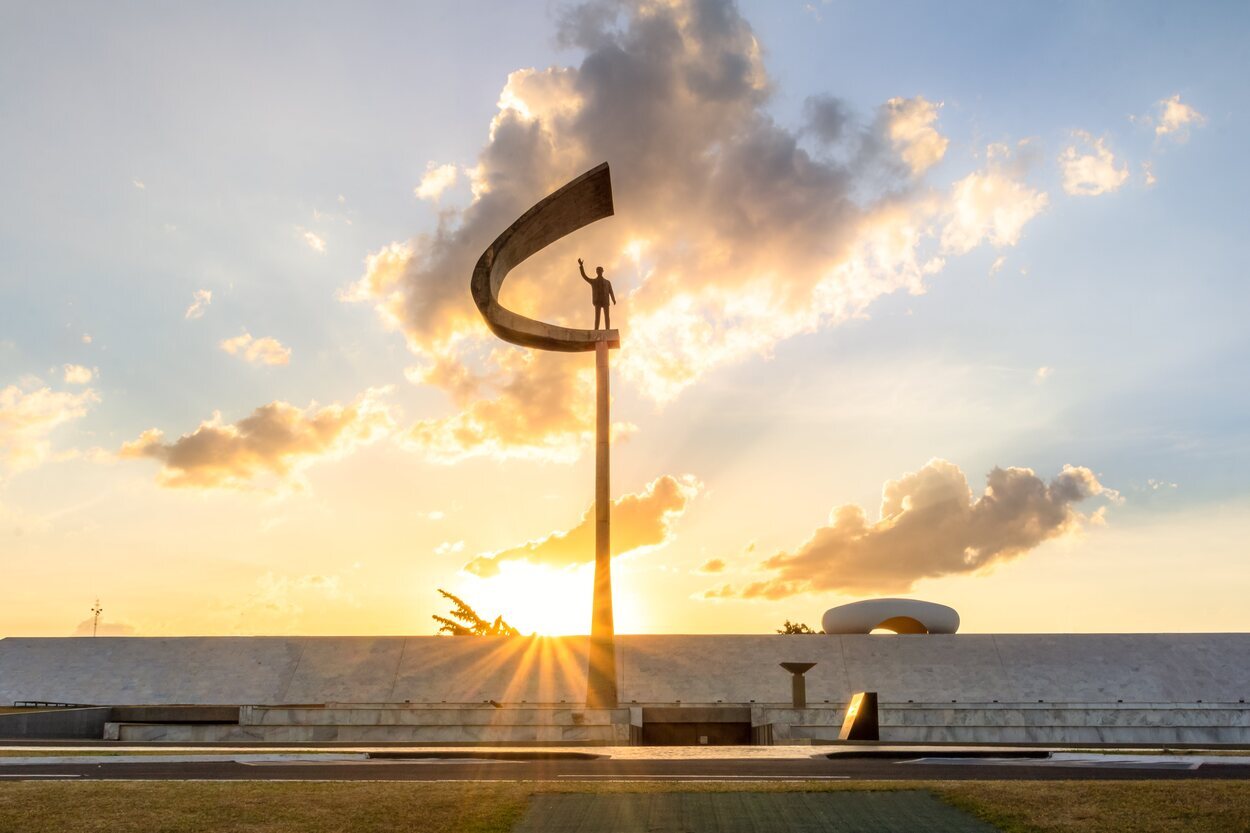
432, 588, 520, 636
777, 620, 820, 634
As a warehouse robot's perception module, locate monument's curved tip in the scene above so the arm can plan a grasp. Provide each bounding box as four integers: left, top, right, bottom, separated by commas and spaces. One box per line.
470, 162, 620, 352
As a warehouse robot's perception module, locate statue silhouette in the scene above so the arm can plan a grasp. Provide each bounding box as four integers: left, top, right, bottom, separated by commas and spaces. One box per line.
578, 258, 616, 329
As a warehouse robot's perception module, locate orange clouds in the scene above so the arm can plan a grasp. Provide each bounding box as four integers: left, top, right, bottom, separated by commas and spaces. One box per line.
1154, 94, 1205, 139
62, 364, 94, 385
120, 388, 393, 489
406, 349, 604, 463
464, 474, 700, 577
1060, 132, 1129, 197
715, 459, 1112, 599
414, 162, 459, 201
884, 95, 949, 175
220, 332, 292, 366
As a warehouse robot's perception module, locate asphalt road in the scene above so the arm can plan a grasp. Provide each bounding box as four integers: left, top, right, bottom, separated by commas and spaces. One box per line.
3, 755, 1250, 782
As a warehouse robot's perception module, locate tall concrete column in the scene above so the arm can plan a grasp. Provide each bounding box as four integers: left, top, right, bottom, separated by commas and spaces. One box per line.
466, 162, 620, 708
586, 338, 617, 707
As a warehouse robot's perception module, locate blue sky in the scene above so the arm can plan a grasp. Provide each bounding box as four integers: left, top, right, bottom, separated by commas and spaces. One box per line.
1, 0, 1246, 637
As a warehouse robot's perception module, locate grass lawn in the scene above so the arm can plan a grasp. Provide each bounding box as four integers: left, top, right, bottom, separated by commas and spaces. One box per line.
1, 780, 1248, 833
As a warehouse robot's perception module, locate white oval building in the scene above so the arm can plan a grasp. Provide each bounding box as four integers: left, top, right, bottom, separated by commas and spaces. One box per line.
821, 598, 960, 634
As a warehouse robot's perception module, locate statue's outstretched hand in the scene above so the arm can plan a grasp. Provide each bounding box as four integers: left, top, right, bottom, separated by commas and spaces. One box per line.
577, 257, 584, 266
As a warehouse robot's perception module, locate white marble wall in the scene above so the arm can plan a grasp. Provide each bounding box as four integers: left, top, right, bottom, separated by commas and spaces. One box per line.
4, 633, 1250, 707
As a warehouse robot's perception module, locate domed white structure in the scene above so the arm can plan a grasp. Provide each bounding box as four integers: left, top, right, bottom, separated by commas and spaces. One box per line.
821, 598, 960, 634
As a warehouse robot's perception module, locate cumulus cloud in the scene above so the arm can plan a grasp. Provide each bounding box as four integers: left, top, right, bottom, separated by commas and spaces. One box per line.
941, 144, 1049, 254
184, 289, 212, 320
702, 583, 736, 599
220, 332, 292, 366
404, 348, 636, 462
119, 388, 393, 489
464, 474, 700, 577
697, 557, 726, 573
1142, 161, 1157, 187
344, 0, 1045, 461
297, 227, 326, 253
1059, 131, 1129, 196
62, 364, 94, 385
339, 241, 412, 309
1154, 94, 1205, 139
435, 540, 465, 556
720, 459, 1113, 599
415, 162, 460, 201
0, 382, 98, 473
883, 96, 948, 175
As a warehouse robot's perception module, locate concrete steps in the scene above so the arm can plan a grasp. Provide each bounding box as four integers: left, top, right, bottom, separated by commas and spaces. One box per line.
747, 702, 1250, 745
879, 702, 1250, 744
106, 704, 631, 744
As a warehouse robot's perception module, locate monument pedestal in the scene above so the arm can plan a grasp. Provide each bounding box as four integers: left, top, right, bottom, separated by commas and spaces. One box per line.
587, 339, 617, 707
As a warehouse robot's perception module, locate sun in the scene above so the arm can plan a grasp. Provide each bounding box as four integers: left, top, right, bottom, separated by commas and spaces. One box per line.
454, 560, 650, 636
461, 562, 595, 636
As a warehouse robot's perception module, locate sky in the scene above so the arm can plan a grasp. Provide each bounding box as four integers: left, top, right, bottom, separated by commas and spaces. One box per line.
1, 0, 1248, 638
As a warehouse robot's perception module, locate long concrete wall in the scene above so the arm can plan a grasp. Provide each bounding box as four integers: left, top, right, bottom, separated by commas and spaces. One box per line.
2, 634, 1249, 707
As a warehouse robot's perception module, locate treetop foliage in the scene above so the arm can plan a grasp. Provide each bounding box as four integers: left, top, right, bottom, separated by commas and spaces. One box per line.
777, 620, 821, 634
432, 588, 521, 637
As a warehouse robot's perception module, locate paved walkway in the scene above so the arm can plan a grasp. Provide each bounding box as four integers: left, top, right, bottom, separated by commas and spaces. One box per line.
513, 792, 999, 832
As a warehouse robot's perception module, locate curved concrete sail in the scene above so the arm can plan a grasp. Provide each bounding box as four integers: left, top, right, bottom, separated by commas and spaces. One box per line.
470, 162, 620, 352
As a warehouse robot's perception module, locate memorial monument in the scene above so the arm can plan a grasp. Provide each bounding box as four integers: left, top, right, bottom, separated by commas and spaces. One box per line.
469, 162, 620, 708
3, 165, 1248, 749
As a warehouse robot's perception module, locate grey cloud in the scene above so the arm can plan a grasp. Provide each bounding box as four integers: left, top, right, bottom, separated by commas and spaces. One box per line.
804, 94, 851, 144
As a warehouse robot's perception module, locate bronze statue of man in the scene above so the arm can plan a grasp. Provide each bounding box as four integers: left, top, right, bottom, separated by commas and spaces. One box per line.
578, 257, 616, 330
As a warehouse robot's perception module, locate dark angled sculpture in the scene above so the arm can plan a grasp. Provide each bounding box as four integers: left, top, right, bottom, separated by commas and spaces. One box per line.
469, 162, 620, 708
